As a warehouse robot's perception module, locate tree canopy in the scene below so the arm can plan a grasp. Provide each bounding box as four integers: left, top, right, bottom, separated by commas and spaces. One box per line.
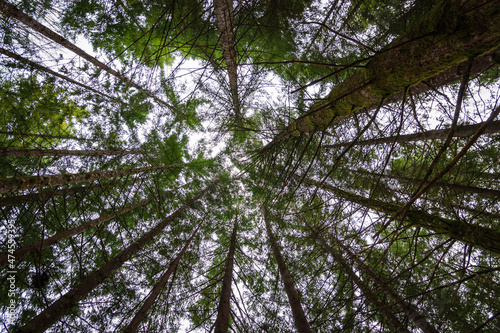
1, 0, 499, 332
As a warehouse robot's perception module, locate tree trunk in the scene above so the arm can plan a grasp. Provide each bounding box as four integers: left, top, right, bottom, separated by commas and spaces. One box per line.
300, 176, 500, 254
0, 192, 164, 266
309, 227, 410, 332
0, 183, 102, 207
213, 0, 240, 122
354, 169, 500, 199
0, 47, 113, 99
263, 206, 312, 333
0, 130, 88, 141
16, 183, 213, 333
0, 164, 182, 194
270, 0, 500, 143
0, 0, 173, 110
214, 220, 238, 333
449, 203, 500, 221
324, 120, 500, 148
123, 219, 205, 333
332, 237, 439, 333
0, 148, 139, 158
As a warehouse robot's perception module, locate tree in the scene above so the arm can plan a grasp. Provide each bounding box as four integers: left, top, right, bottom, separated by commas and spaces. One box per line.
263, 206, 312, 333
16, 183, 213, 333
1, 0, 499, 332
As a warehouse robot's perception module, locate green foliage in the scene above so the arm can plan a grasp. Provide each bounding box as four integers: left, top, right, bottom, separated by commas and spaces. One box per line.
2, 0, 500, 332
0, 75, 89, 147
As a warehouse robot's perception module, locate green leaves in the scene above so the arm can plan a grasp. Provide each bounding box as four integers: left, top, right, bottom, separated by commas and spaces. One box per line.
0, 75, 89, 147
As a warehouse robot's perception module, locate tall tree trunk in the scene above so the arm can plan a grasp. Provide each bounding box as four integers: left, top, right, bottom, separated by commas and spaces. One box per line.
449, 203, 500, 221
0, 131, 88, 141
0, 164, 183, 194
308, 226, 410, 332
123, 219, 205, 333
269, 0, 500, 143
299, 176, 500, 254
214, 220, 238, 333
263, 206, 312, 333
332, 236, 439, 333
213, 0, 241, 122
324, 120, 500, 148
354, 169, 500, 199
0, 47, 113, 99
16, 183, 213, 333
0, 148, 139, 158
0, 183, 100, 207
0, 0, 173, 110
0, 191, 166, 266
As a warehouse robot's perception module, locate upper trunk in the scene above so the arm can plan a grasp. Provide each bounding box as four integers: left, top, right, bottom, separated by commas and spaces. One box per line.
329, 233, 439, 333
0, 191, 168, 266
123, 220, 204, 333
0, 164, 182, 194
0, 131, 89, 141
213, 0, 241, 122
354, 169, 500, 199
0, 182, 104, 206
0, 148, 139, 158
270, 0, 500, 143
0, 47, 113, 99
16, 183, 213, 333
309, 226, 410, 332
324, 120, 500, 148
0, 0, 173, 109
263, 206, 312, 333
214, 220, 238, 333
300, 176, 500, 254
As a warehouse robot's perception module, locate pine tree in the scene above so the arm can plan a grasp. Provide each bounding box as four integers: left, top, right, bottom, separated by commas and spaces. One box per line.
1, 0, 499, 331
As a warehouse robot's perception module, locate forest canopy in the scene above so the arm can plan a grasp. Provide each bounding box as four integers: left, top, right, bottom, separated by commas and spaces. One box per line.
0, 0, 499, 332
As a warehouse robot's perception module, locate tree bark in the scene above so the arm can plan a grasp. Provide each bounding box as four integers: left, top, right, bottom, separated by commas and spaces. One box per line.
0, 148, 139, 158
300, 176, 500, 255
333, 238, 439, 333
0, 130, 88, 141
0, 0, 173, 109
269, 0, 500, 143
0, 164, 183, 194
123, 219, 205, 333
263, 206, 312, 333
213, 0, 241, 121
324, 120, 500, 148
0, 47, 113, 99
0, 183, 99, 207
214, 220, 238, 333
0, 192, 163, 266
16, 183, 213, 333
310, 227, 410, 332
354, 169, 500, 199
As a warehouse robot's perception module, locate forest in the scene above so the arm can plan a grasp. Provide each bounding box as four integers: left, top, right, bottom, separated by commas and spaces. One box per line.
0, 0, 499, 332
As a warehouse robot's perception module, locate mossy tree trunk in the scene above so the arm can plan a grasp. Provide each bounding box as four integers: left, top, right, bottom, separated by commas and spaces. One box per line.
271, 0, 500, 143
213, 0, 240, 122
300, 176, 500, 255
